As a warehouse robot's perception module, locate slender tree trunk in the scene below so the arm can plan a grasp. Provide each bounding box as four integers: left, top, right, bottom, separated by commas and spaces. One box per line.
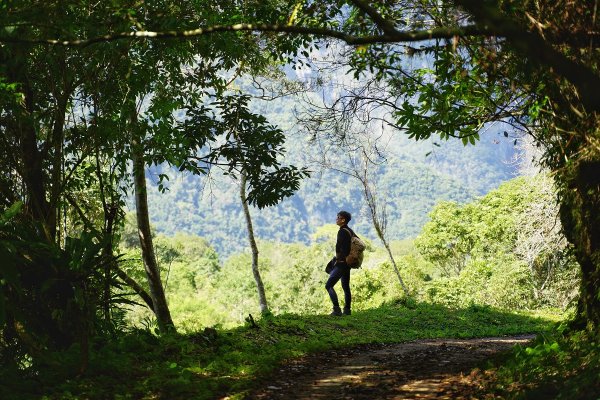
48, 94, 68, 242
381, 236, 410, 297
131, 131, 175, 333
240, 172, 269, 314
101, 203, 117, 323
361, 170, 410, 297
370, 211, 409, 297
94, 145, 112, 324
559, 161, 600, 330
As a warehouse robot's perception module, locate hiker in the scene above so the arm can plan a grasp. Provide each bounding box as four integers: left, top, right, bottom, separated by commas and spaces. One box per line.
326, 210, 355, 316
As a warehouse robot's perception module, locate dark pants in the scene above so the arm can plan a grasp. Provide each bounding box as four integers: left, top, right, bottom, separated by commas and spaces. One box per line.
325, 265, 351, 310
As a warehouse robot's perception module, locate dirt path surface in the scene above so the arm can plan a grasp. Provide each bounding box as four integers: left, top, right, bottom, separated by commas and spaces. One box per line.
246, 335, 534, 400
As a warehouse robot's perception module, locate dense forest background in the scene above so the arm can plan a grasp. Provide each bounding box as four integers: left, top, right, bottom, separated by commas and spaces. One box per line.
140, 88, 518, 258
121, 168, 579, 330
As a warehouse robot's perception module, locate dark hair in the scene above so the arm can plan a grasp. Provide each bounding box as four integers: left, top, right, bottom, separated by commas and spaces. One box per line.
337, 210, 352, 223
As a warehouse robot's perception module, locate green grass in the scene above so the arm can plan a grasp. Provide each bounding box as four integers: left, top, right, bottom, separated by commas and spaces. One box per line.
2, 301, 560, 400
475, 325, 600, 399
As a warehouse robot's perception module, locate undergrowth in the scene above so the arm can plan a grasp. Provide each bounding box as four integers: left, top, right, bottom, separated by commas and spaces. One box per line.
1, 301, 558, 400
473, 324, 600, 399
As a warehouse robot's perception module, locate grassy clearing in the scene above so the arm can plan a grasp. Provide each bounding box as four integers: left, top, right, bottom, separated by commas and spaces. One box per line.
3, 300, 560, 400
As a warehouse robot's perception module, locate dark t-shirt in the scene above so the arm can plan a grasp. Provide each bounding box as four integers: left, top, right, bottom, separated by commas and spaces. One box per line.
335, 224, 355, 266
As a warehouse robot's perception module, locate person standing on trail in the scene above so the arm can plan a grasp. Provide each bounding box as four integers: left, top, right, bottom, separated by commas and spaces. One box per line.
326, 210, 355, 316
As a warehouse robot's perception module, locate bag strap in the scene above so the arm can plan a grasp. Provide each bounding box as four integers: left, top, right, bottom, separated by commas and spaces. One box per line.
342, 227, 354, 238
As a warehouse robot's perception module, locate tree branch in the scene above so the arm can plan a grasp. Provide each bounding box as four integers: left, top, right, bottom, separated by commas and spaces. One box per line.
113, 265, 156, 311
348, 0, 399, 35
0, 23, 499, 47
455, 0, 600, 112
2, 13, 598, 110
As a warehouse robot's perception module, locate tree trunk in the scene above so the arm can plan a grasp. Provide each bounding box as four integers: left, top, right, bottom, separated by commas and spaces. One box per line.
114, 265, 155, 311
101, 203, 117, 324
7, 54, 51, 241
18, 96, 51, 240
48, 93, 68, 242
240, 172, 269, 314
94, 146, 113, 324
361, 172, 410, 297
381, 236, 410, 297
559, 161, 600, 330
131, 132, 175, 333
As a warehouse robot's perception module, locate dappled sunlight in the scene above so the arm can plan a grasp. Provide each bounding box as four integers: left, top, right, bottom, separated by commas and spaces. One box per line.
250, 336, 535, 399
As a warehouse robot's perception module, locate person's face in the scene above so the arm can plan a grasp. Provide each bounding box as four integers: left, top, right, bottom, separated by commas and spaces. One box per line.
336, 215, 346, 226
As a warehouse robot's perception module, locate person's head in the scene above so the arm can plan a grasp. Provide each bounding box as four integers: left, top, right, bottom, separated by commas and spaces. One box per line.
336, 210, 351, 226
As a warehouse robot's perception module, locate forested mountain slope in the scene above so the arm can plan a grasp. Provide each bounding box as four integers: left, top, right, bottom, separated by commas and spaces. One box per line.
141, 101, 517, 258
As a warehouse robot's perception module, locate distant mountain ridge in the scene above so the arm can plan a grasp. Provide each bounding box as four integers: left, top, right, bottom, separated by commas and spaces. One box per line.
141, 117, 518, 258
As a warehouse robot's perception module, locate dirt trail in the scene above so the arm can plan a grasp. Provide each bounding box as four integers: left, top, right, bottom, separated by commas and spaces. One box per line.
245, 335, 534, 400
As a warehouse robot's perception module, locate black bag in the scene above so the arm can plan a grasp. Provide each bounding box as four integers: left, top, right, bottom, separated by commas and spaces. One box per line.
325, 257, 336, 274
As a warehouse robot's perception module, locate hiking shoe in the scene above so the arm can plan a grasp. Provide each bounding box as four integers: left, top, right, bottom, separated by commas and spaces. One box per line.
343, 309, 351, 316
330, 308, 342, 316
